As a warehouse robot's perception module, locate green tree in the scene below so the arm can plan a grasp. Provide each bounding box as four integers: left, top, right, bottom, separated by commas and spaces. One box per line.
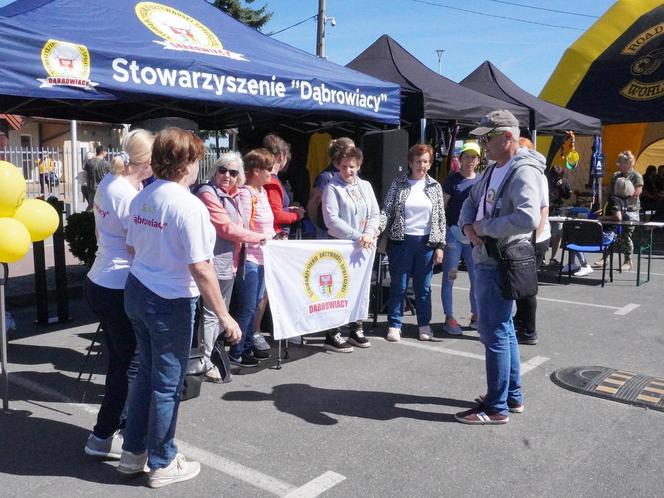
212, 0, 272, 30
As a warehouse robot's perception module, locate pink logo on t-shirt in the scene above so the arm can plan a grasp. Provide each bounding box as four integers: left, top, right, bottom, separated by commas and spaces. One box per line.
132, 214, 168, 230
94, 203, 109, 218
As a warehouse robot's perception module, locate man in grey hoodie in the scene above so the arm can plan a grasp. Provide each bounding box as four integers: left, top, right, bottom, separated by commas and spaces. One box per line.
454, 110, 545, 425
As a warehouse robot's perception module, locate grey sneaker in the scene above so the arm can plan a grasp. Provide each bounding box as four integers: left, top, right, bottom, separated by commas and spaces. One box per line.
252, 332, 270, 351
149, 453, 201, 488
117, 450, 149, 475
418, 325, 433, 341
203, 365, 223, 383
84, 431, 123, 459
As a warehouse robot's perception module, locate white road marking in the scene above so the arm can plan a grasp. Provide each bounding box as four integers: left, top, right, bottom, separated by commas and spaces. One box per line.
431, 283, 640, 315
177, 440, 295, 496
283, 471, 347, 498
9, 372, 346, 497
397, 339, 485, 360
521, 355, 550, 375
614, 303, 641, 316
396, 340, 548, 375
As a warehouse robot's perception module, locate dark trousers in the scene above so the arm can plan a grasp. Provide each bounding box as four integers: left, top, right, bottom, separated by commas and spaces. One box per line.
85, 277, 138, 439
514, 238, 549, 335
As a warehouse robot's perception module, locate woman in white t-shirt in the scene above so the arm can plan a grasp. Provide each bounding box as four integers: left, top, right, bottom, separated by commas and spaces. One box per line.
380, 144, 446, 343
513, 138, 550, 346
83, 129, 154, 460
118, 128, 241, 488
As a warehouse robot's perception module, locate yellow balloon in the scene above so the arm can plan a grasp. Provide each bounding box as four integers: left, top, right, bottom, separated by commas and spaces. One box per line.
0, 160, 26, 217
13, 198, 60, 242
0, 217, 31, 263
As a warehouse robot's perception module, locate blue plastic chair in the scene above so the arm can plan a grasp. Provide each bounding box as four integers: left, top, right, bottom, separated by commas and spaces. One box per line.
558, 220, 615, 287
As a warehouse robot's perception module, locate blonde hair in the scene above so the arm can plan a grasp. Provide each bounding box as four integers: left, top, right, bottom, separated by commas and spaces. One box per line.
110, 129, 154, 175
617, 150, 635, 167
614, 177, 635, 198
212, 151, 245, 186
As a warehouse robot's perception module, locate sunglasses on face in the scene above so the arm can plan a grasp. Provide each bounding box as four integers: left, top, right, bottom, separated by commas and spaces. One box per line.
217, 166, 240, 178
479, 129, 505, 144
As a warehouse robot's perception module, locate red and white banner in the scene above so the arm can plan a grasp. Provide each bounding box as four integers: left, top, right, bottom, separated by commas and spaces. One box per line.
262, 239, 375, 340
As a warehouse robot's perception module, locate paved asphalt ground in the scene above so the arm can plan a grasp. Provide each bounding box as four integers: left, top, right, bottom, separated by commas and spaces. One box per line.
2, 251, 663, 497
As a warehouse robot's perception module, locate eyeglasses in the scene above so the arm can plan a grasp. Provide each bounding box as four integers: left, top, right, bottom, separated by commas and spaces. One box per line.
217, 166, 240, 178
478, 129, 505, 144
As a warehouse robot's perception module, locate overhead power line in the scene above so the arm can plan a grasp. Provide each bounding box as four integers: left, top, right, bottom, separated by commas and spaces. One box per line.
488, 0, 599, 19
409, 0, 586, 31
267, 14, 318, 36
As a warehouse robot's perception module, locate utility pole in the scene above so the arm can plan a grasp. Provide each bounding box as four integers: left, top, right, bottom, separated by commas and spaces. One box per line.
316, 0, 326, 57
436, 49, 445, 74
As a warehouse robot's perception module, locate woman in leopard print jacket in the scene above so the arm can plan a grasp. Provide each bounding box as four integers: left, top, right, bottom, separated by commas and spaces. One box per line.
379, 143, 446, 343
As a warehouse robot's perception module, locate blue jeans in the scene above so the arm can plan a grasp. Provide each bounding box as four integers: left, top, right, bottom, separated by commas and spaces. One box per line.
386, 235, 434, 328
85, 278, 138, 439
441, 227, 476, 319
122, 273, 197, 470
229, 261, 264, 358
475, 263, 522, 416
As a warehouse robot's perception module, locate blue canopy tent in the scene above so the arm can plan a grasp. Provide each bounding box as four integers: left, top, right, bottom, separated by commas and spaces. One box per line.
0, 0, 400, 127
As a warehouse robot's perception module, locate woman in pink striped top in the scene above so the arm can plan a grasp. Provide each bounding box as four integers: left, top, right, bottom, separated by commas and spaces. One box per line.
229, 148, 277, 367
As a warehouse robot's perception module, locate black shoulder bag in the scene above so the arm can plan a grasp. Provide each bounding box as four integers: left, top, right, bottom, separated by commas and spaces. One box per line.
483, 165, 539, 300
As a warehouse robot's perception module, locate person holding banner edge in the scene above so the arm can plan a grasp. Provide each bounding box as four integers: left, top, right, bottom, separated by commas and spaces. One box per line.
229, 148, 277, 366
380, 143, 446, 343
322, 144, 380, 352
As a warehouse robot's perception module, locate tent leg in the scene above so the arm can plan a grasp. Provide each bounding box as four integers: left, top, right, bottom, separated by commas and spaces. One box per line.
419, 118, 427, 143
1, 263, 10, 414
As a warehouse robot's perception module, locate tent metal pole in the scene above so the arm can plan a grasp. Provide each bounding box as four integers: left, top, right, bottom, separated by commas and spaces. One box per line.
419, 118, 426, 143
532, 129, 537, 148
70, 120, 79, 213
1, 263, 9, 413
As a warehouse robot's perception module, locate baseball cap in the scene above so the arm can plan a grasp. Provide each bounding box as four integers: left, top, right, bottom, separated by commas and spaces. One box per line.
459, 142, 481, 157
470, 110, 520, 136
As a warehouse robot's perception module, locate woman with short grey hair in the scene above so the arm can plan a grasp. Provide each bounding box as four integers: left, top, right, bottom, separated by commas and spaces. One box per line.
196, 151, 266, 382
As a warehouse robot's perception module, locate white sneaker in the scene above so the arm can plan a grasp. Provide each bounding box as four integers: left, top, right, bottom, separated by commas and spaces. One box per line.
386, 327, 401, 342
252, 332, 270, 351
287, 335, 302, 345
117, 450, 148, 474
149, 453, 201, 488
418, 325, 433, 341
84, 431, 123, 459
203, 365, 222, 383
561, 263, 580, 273
574, 265, 594, 277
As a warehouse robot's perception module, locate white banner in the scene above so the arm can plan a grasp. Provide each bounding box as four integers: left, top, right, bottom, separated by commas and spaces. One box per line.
262, 239, 375, 340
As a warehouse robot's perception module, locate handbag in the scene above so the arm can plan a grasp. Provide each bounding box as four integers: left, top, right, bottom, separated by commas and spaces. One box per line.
496, 240, 538, 300
210, 335, 233, 384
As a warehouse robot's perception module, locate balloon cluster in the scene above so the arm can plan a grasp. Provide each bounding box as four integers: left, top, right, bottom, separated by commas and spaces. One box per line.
0, 161, 60, 263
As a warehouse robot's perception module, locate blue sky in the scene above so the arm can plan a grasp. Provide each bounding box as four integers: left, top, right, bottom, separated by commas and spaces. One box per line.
0, 0, 616, 94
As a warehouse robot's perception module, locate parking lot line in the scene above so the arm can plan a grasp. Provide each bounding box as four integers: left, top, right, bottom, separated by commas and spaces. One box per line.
395, 340, 549, 376
431, 283, 640, 315
9, 372, 346, 497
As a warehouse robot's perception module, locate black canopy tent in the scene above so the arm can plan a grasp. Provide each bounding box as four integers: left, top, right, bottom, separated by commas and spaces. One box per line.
346, 35, 531, 130
460, 61, 602, 137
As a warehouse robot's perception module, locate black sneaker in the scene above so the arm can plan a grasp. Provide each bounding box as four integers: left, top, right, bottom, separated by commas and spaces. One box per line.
229, 353, 259, 368
324, 331, 353, 353
517, 330, 538, 345
250, 347, 271, 360
348, 328, 371, 348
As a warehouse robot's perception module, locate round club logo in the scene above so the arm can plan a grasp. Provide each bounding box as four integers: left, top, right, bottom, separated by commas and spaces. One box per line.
303, 249, 350, 304
39, 40, 97, 90
620, 22, 664, 101
135, 1, 247, 61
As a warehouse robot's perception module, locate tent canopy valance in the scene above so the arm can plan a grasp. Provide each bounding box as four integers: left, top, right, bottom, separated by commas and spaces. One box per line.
0, 0, 401, 128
